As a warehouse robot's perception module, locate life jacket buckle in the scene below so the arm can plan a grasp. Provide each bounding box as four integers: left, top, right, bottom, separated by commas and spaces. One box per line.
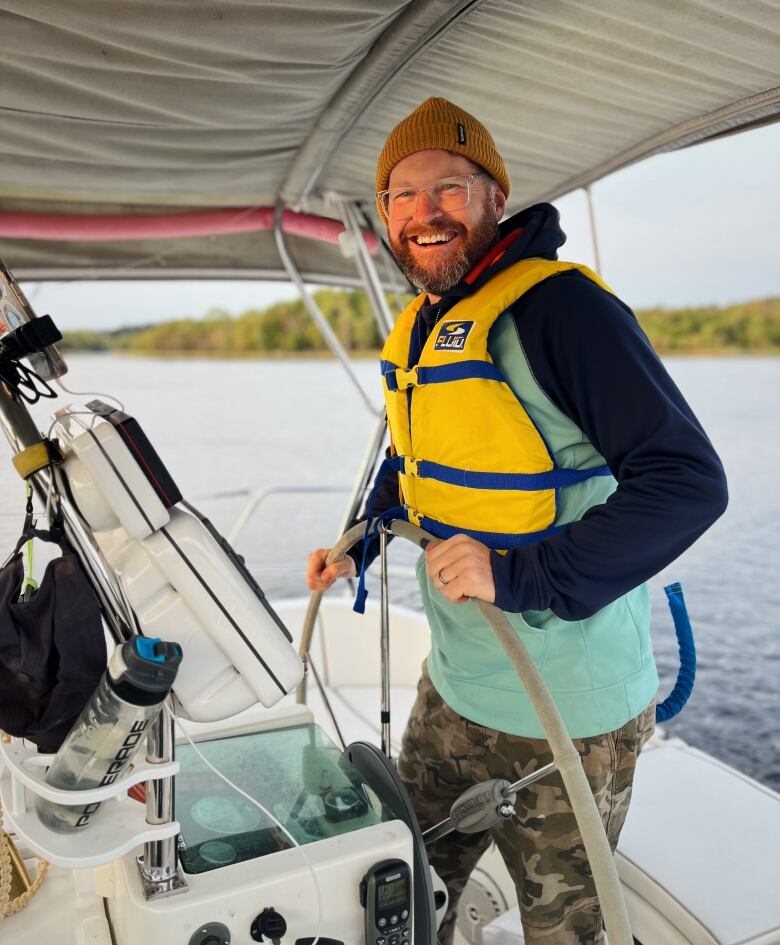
406, 506, 422, 527
394, 367, 420, 390
403, 456, 420, 478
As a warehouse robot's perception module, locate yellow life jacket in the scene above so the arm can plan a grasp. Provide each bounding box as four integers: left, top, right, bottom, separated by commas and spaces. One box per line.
378, 257, 615, 548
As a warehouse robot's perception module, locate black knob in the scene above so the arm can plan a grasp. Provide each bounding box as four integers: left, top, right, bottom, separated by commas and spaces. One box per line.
188, 923, 231, 945
251, 908, 288, 944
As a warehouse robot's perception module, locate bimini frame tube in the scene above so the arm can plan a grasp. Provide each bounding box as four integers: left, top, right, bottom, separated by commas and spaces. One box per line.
274, 195, 392, 709
272, 201, 381, 418
295, 412, 387, 705
585, 185, 603, 273
335, 412, 387, 541
337, 199, 395, 338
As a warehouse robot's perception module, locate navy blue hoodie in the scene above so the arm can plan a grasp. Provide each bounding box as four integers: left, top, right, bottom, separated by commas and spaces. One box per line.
350, 203, 728, 619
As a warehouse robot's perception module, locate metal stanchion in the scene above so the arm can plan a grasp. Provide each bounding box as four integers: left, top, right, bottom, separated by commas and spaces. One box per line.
138, 704, 188, 900
379, 522, 392, 758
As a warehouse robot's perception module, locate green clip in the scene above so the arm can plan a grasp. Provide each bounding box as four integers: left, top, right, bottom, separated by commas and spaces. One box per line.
21, 482, 38, 602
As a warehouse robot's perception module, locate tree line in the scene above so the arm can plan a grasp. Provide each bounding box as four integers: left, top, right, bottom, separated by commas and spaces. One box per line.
59, 289, 780, 355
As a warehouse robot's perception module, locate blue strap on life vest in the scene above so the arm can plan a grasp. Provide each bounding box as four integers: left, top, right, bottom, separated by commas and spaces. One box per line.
387, 452, 610, 491
353, 499, 562, 614
417, 515, 563, 549
353, 450, 405, 613
353, 499, 407, 614
381, 359, 504, 391
416, 459, 611, 491
655, 581, 696, 723
351, 452, 609, 610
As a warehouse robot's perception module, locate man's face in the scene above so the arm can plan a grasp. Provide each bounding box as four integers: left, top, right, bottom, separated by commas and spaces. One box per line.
386, 150, 506, 299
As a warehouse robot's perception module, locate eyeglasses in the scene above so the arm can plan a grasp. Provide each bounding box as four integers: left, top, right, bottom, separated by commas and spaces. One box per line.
377, 172, 488, 220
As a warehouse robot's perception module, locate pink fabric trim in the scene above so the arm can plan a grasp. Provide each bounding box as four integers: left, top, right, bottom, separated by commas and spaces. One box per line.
0, 207, 377, 251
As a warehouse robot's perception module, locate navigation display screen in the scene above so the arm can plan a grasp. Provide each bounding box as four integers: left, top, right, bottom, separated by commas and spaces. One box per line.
378, 876, 407, 907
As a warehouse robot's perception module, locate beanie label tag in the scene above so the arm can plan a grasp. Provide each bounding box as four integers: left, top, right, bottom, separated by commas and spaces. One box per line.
457, 122, 466, 145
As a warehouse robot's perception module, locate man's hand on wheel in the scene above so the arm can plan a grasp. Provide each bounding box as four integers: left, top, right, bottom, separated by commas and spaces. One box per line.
425, 534, 495, 605
306, 548, 357, 592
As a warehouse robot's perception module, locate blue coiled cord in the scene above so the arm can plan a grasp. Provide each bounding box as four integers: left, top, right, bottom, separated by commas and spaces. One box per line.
655, 582, 696, 722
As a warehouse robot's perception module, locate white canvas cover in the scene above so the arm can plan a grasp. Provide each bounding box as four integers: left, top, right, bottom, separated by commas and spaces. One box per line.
0, 0, 778, 283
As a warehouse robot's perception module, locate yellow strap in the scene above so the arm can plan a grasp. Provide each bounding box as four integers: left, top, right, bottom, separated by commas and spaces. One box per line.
11, 442, 52, 479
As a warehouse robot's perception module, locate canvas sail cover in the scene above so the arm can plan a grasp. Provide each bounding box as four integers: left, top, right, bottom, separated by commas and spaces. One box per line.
0, 0, 778, 283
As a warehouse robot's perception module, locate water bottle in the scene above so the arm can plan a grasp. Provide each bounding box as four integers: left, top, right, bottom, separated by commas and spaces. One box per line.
35, 636, 182, 832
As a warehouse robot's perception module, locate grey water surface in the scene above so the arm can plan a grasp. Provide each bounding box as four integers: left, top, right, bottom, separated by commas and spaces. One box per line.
1, 353, 778, 790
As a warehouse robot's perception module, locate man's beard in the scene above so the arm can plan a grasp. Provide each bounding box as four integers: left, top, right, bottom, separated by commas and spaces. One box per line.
389, 205, 500, 296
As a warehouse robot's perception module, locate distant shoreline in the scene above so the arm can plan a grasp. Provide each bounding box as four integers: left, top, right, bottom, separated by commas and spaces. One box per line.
64, 348, 381, 360
59, 288, 780, 358
62, 346, 779, 359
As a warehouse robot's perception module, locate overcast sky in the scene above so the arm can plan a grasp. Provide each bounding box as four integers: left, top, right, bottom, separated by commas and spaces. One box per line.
20, 122, 780, 332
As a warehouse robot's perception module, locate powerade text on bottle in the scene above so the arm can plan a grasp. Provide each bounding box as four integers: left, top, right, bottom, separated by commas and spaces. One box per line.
35, 636, 182, 833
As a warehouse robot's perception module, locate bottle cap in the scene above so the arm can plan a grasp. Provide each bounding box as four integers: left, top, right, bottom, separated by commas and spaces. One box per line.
107, 637, 182, 705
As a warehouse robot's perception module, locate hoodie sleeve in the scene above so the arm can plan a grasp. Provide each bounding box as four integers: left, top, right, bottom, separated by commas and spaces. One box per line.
491, 271, 728, 619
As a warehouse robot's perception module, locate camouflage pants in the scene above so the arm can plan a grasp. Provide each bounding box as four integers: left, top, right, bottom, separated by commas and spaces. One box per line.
397, 664, 655, 945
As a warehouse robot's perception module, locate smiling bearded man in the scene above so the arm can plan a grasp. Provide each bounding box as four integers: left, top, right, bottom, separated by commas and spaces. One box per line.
306, 97, 727, 944
388, 168, 500, 296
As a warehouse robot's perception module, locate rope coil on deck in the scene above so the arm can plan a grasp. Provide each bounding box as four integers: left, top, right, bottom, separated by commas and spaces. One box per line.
0, 796, 49, 919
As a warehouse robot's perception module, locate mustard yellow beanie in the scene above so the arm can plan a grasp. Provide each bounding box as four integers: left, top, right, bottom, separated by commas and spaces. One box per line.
375, 97, 510, 220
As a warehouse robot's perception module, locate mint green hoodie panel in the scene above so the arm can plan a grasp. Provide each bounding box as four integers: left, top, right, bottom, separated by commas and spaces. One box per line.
423, 309, 659, 738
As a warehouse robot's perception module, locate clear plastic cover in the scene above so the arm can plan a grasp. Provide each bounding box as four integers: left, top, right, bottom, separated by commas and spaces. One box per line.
177, 723, 391, 874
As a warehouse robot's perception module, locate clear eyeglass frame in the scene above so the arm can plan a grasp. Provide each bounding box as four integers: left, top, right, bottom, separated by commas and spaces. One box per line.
377, 172, 488, 220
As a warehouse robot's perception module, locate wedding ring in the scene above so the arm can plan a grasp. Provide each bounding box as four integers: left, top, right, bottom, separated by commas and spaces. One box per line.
438, 568, 449, 585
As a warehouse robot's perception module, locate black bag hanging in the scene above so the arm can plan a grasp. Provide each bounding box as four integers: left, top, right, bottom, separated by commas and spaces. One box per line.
0, 504, 107, 753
